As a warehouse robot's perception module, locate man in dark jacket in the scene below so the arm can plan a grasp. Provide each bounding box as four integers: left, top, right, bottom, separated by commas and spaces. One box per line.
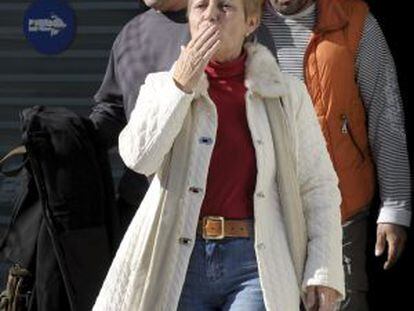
90, 0, 190, 231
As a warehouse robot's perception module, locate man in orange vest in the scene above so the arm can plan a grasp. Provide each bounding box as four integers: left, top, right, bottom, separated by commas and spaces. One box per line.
258, 0, 411, 310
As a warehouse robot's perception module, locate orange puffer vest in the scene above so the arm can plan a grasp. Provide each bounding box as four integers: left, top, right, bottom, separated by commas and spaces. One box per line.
304, 0, 376, 221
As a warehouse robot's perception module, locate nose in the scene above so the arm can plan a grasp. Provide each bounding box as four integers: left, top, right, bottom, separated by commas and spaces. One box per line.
204, 3, 220, 22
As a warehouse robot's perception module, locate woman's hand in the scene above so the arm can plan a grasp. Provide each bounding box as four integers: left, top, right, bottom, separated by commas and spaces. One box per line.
305, 286, 341, 311
173, 24, 221, 93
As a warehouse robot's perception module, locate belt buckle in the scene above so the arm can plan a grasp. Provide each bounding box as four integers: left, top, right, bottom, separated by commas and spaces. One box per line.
202, 216, 225, 240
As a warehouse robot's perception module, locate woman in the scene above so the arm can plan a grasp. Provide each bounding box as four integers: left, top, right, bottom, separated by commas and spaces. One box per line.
94, 0, 344, 310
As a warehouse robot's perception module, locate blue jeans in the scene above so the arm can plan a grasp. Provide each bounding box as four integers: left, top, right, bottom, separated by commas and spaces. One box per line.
177, 236, 265, 310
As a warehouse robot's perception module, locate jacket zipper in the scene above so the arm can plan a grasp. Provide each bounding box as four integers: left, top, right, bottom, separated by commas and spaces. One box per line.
341, 114, 365, 161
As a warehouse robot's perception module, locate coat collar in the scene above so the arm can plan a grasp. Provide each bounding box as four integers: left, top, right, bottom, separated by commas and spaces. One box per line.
194, 42, 287, 99
315, 0, 349, 33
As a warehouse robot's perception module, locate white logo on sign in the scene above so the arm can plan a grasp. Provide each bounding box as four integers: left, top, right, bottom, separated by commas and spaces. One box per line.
28, 13, 67, 37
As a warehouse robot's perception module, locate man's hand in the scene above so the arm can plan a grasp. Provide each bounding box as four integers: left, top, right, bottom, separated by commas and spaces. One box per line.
173, 24, 221, 93
375, 223, 407, 270
305, 286, 341, 311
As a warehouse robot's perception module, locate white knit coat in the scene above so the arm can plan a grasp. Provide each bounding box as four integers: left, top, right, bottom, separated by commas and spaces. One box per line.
93, 43, 345, 311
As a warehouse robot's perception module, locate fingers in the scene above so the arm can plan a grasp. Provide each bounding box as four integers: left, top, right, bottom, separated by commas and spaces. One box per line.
182, 24, 220, 69
317, 287, 341, 311
375, 227, 386, 257
376, 223, 407, 270
188, 34, 220, 74
384, 227, 406, 270
191, 24, 212, 46
201, 38, 221, 64
198, 29, 220, 58
173, 24, 221, 93
384, 236, 398, 270
187, 24, 210, 49
188, 24, 218, 51
305, 286, 317, 311
194, 25, 219, 51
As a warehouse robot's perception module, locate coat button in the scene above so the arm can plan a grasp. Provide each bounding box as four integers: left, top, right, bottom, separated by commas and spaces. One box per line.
189, 186, 203, 194
257, 243, 266, 250
256, 191, 265, 198
256, 139, 264, 145
199, 137, 213, 145
179, 237, 192, 245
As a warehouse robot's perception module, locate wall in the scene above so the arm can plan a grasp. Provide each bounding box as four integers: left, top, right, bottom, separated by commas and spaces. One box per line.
0, 0, 139, 224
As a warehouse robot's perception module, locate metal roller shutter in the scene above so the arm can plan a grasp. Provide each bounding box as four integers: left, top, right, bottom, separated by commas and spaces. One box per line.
0, 0, 139, 225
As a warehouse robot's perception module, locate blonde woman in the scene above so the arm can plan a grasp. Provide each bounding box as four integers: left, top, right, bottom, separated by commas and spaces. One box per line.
94, 0, 344, 310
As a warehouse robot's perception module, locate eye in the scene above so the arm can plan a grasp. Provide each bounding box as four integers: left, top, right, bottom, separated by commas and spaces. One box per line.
219, 2, 233, 11
194, 1, 207, 9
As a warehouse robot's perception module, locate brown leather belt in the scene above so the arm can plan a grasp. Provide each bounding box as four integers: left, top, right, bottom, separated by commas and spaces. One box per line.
197, 216, 253, 240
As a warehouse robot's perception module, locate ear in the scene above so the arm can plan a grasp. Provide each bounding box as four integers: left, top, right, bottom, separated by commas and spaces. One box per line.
245, 14, 260, 35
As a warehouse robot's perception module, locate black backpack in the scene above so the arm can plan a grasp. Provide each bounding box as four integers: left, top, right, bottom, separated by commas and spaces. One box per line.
0, 106, 121, 311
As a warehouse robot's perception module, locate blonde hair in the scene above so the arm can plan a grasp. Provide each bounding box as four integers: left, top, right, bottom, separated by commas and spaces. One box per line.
187, 0, 265, 19
242, 0, 265, 19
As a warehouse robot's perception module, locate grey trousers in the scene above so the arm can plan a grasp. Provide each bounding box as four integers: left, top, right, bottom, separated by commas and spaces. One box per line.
340, 211, 370, 311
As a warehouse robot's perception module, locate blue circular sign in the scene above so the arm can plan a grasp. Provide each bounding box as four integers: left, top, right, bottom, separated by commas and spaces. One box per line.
23, 0, 76, 55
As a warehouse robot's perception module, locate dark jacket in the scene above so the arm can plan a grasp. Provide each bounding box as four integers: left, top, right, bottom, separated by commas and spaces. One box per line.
0, 106, 121, 311
89, 4, 190, 224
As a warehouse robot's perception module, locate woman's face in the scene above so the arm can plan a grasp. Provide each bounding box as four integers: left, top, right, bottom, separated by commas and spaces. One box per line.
188, 0, 259, 62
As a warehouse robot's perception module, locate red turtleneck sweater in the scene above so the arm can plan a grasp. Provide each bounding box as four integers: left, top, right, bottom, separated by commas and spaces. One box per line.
199, 51, 257, 219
